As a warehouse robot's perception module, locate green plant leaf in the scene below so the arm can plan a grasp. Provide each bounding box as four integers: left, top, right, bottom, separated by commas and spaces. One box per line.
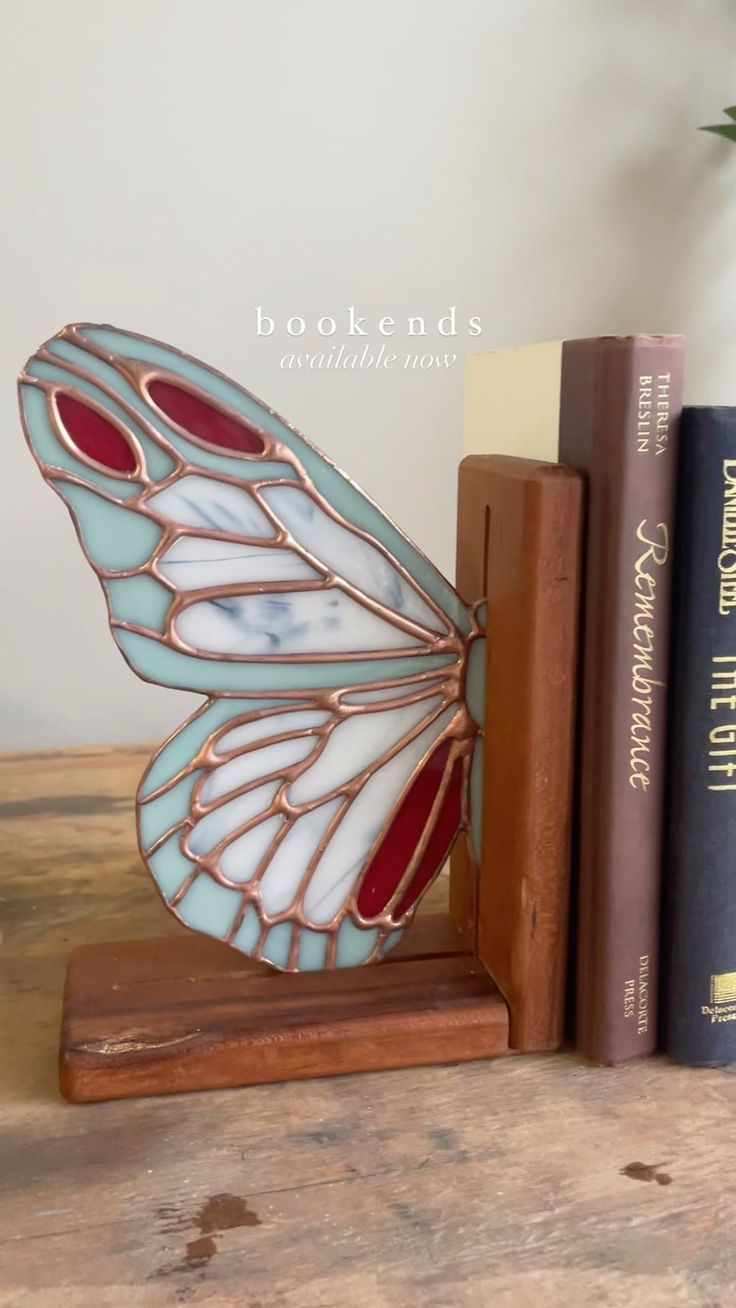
700, 123, 736, 143
724, 106, 736, 121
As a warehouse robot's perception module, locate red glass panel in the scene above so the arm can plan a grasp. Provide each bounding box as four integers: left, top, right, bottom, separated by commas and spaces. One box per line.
148, 380, 265, 455
356, 740, 460, 920
57, 394, 136, 473
392, 758, 463, 918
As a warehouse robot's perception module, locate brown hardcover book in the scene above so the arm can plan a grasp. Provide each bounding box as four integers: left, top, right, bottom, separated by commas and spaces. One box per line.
559, 335, 684, 1063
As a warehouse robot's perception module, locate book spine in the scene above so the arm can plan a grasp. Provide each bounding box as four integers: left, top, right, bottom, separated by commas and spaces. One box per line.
664, 408, 736, 1066
559, 336, 684, 1063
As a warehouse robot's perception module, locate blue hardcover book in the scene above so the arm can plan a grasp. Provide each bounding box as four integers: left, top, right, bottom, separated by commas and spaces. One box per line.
665, 407, 736, 1065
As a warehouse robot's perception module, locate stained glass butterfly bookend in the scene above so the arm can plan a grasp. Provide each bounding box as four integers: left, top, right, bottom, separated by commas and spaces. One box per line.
18, 324, 583, 1103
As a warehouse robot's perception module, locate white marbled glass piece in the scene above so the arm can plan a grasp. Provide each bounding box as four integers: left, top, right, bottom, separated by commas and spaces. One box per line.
200, 734, 318, 804
188, 780, 279, 857
261, 485, 446, 635
289, 696, 443, 806
259, 798, 342, 916
303, 706, 456, 924
159, 536, 320, 590
174, 588, 420, 656
220, 814, 284, 883
215, 709, 331, 757
147, 475, 275, 537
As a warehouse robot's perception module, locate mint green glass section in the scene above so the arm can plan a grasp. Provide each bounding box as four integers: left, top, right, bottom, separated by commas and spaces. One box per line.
27, 357, 177, 482
106, 576, 172, 633
380, 929, 405, 958
50, 337, 295, 483
138, 771, 201, 852
466, 637, 486, 729
475, 600, 488, 628
140, 697, 286, 798
54, 481, 162, 572
336, 918, 379, 968
262, 922, 292, 969
177, 875, 241, 939
232, 905, 261, 954
20, 384, 142, 501
85, 327, 470, 633
298, 929, 328, 970
470, 739, 484, 864
148, 833, 196, 900
116, 629, 457, 695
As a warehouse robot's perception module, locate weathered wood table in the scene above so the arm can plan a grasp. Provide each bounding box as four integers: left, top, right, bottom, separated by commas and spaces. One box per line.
1, 745, 735, 1307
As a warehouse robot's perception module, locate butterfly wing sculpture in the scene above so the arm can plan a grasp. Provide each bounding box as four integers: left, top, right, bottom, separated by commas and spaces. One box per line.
18, 325, 487, 971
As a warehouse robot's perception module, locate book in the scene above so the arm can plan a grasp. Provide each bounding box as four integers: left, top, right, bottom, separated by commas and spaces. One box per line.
464, 341, 563, 462
664, 407, 736, 1066
559, 335, 684, 1063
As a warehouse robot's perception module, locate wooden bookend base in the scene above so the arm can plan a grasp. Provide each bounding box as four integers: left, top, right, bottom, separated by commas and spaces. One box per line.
59, 454, 582, 1102
60, 915, 510, 1102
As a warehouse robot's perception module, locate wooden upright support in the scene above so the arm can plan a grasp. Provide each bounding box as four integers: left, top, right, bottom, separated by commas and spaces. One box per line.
452, 456, 583, 1051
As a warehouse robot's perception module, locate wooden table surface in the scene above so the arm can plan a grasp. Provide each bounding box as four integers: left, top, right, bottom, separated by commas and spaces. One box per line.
1, 744, 735, 1307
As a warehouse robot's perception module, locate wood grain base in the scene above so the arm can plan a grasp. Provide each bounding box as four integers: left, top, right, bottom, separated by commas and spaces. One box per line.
60, 914, 511, 1102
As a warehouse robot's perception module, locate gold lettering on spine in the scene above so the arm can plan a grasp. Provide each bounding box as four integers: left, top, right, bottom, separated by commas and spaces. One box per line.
637, 372, 672, 457
637, 955, 650, 1035
709, 461, 736, 788
629, 521, 669, 790
708, 656, 736, 790
655, 373, 671, 456
637, 375, 653, 454
719, 461, 736, 615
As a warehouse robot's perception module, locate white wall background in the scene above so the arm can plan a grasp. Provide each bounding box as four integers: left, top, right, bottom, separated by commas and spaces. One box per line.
1, 0, 735, 748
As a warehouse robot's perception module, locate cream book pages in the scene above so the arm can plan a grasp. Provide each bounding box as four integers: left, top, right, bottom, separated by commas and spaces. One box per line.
463, 341, 562, 458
